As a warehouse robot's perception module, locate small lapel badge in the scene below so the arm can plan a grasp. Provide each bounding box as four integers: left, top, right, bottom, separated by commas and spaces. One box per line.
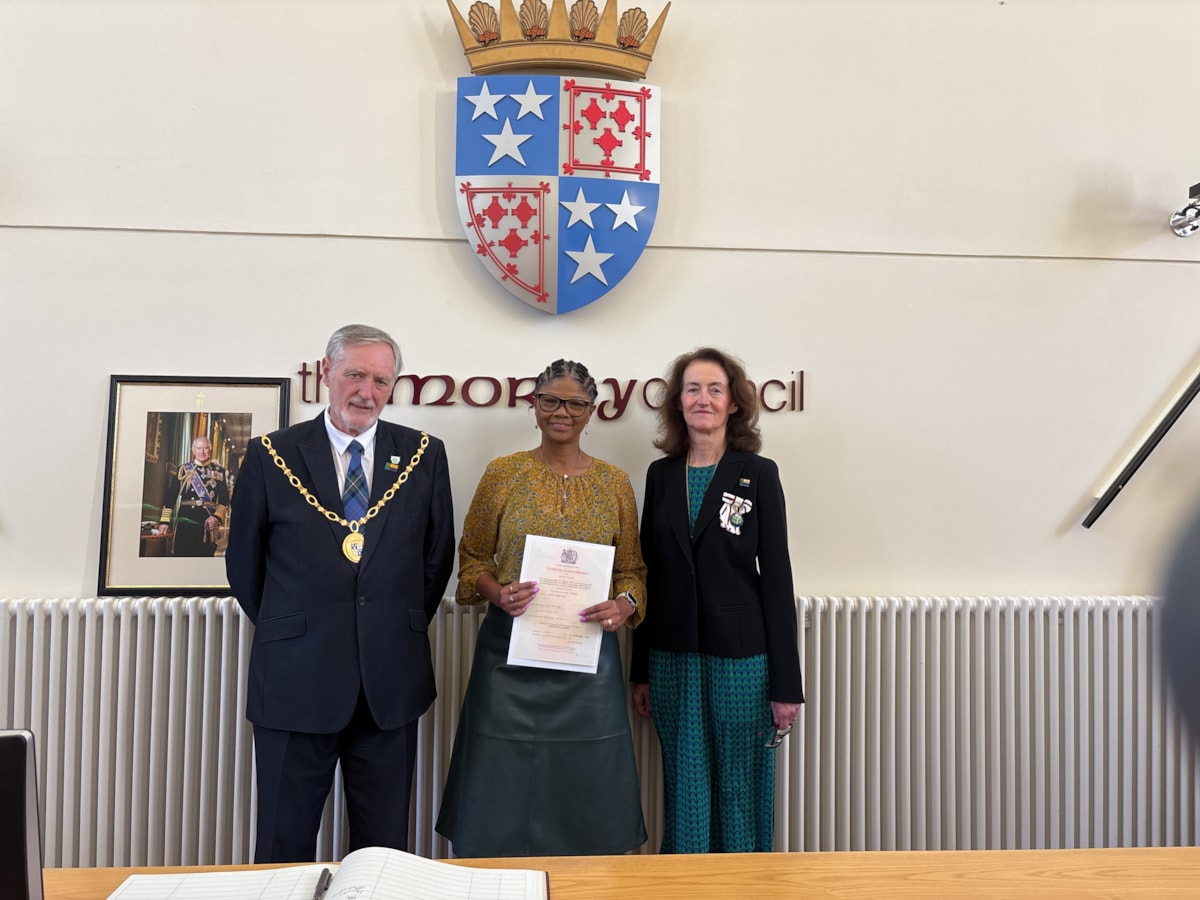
739, 477, 751, 487
385, 456, 401, 471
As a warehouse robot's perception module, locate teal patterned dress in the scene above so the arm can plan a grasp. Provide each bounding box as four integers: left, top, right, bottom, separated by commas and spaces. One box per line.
648, 463, 776, 853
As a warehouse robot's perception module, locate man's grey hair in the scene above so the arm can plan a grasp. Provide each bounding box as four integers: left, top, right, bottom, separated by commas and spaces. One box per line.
325, 324, 403, 378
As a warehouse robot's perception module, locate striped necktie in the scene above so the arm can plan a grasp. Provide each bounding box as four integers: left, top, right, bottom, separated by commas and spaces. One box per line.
343, 440, 369, 522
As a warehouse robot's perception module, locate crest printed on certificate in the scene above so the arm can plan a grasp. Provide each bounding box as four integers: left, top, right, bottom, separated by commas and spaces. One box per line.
508, 534, 616, 674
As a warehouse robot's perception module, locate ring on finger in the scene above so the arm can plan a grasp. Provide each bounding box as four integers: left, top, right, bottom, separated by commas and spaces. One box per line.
606, 617, 613, 628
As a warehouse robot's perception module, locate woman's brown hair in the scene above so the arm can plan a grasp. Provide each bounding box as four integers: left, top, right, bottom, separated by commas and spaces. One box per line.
653, 347, 762, 457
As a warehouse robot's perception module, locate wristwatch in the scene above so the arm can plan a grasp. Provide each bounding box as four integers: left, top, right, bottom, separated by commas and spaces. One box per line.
620, 591, 639, 613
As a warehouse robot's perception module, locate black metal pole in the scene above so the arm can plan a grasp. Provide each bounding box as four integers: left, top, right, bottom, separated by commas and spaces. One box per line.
1083, 366, 1200, 528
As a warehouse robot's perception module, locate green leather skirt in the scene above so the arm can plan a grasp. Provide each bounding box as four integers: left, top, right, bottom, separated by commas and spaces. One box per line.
436, 604, 647, 857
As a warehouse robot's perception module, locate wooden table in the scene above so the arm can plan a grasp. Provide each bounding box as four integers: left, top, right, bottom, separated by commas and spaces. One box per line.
43, 847, 1200, 899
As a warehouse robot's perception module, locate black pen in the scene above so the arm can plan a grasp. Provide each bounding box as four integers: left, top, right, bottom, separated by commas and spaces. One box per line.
312, 866, 333, 900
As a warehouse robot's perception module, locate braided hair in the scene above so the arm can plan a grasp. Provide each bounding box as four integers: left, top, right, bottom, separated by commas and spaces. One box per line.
534, 359, 598, 401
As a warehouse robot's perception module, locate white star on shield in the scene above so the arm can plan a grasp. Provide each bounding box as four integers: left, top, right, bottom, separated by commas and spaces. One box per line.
564, 235, 613, 285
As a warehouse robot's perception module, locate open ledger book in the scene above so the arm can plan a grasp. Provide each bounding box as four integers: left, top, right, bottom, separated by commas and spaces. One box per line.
107, 845, 549, 899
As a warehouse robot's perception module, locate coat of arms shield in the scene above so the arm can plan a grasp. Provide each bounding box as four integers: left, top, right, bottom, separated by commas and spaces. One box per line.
455, 74, 661, 314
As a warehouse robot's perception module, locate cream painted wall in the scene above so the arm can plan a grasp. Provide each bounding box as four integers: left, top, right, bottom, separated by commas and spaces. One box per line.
3, 0, 1200, 599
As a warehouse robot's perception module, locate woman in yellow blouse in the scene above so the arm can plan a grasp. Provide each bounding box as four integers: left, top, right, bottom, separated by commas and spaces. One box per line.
436, 358, 647, 857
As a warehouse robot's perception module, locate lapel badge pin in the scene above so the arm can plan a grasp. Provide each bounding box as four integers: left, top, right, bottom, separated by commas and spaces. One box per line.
739, 477, 751, 486
385, 456, 401, 471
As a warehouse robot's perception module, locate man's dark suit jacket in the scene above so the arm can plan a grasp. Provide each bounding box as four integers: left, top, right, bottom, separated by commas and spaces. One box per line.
631, 448, 804, 703
226, 413, 455, 734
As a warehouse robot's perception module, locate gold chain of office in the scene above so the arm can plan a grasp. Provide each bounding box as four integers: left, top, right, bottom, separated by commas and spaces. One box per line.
259, 432, 429, 533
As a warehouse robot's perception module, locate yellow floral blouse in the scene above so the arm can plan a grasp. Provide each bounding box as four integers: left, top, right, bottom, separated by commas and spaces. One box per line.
456, 451, 647, 627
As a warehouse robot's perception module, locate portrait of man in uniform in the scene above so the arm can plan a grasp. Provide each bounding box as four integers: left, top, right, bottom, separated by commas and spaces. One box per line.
156, 434, 231, 556
139, 412, 248, 559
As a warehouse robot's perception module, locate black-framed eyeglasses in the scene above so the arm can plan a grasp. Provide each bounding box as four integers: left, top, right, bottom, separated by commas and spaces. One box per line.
764, 724, 792, 749
535, 393, 592, 416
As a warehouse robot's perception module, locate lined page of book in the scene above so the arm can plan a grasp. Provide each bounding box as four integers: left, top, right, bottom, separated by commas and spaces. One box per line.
106, 848, 548, 900
329, 847, 548, 900
107, 864, 330, 899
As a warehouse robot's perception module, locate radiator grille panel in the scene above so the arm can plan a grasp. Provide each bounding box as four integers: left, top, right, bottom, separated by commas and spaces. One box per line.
2, 596, 1197, 866
784, 597, 1200, 851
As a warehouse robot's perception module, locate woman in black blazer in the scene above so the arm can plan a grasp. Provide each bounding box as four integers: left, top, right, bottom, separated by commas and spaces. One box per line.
631, 347, 803, 854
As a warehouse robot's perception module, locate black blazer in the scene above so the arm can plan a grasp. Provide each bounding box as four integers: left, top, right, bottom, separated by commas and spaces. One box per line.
226, 413, 456, 733
631, 448, 803, 703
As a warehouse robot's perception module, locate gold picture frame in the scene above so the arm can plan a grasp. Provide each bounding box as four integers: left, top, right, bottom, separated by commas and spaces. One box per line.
98, 375, 290, 596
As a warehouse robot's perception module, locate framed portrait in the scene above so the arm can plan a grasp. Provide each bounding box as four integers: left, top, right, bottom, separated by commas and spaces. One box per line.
98, 375, 290, 596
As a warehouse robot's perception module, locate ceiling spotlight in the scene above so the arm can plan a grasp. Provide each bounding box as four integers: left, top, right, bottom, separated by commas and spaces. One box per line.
1170, 181, 1200, 236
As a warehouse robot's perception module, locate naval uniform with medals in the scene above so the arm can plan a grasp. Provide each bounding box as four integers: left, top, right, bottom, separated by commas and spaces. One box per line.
164, 457, 231, 557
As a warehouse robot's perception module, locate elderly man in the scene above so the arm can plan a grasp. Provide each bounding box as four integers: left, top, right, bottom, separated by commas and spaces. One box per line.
226, 323, 455, 862
157, 435, 230, 557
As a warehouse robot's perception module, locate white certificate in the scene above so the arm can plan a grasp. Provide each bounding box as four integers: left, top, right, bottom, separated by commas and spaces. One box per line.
507, 534, 616, 674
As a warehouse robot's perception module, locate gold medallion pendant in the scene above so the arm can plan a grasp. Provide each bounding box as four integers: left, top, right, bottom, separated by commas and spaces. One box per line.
342, 531, 365, 563
257, 432, 430, 567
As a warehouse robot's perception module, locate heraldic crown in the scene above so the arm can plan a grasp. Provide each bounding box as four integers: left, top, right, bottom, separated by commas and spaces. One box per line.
446, 0, 670, 80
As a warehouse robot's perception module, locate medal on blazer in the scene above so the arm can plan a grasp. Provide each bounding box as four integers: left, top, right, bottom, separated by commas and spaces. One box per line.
342, 523, 365, 562
719, 492, 753, 535
258, 432, 431, 564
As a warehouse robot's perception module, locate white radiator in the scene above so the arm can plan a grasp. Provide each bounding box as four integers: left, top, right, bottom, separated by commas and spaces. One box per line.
783, 597, 1200, 851
2, 596, 1197, 867
0, 597, 258, 867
